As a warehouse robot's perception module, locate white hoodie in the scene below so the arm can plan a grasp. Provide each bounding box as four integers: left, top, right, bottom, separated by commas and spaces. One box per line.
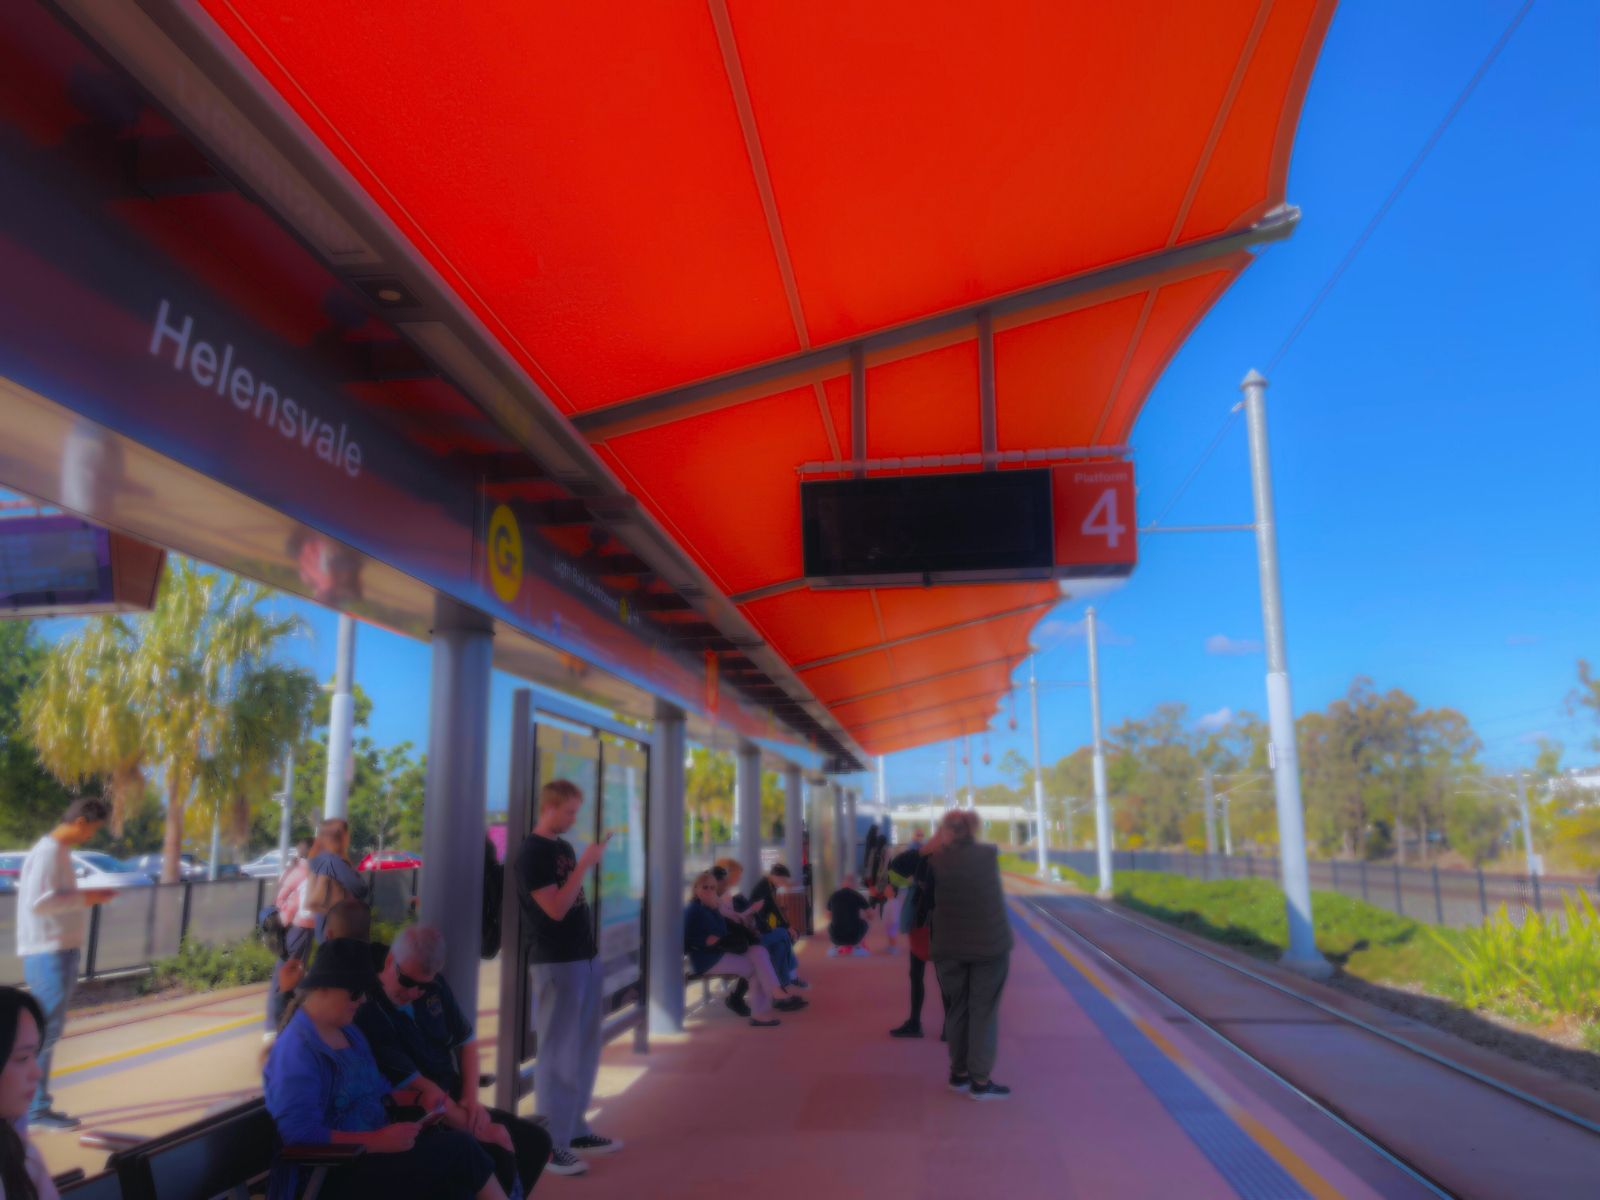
16, 835, 89, 957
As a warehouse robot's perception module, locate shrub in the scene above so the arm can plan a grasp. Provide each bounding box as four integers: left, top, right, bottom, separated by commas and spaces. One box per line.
1430, 893, 1600, 1019
142, 935, 277, 994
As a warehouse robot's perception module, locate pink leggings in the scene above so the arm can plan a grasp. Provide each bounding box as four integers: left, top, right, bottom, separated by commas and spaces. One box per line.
711, 944, 784, 1016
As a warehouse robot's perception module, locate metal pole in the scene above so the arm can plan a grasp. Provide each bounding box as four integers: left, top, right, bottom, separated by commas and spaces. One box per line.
648, 702, 687, 1034
1203, 768, 1217, 859
1221, 791, 1234, 857
1029, 657, 1048, 878
207, 799, 221, 881
323, 613, 357, 821
276, 745, 295, 867
736, 740, 762, 879
1242, 370, 1327, 976
843, 787, 858, 873
1086, 607, 1113, 898
964, 735, 975, 807
878, 756, 891, 830
1518, 778, 1539, 877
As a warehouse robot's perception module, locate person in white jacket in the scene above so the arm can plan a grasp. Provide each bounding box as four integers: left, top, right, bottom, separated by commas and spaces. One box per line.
15, 797, 114, 1131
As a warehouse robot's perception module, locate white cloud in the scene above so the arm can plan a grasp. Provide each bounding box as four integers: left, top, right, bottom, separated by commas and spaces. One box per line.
1516, 730, 1550, 745
1205, 633, 1262, 657
1195, 707, 1234, 733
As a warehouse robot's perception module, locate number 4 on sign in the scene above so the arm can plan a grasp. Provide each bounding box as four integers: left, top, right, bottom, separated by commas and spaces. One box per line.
1081, 488, 1126, 548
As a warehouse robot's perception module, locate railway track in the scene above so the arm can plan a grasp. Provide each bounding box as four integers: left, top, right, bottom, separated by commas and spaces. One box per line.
1021, 895, 1600, 1199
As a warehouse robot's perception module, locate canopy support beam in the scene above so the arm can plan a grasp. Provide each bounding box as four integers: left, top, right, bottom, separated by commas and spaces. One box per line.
574, 207, 1299, 440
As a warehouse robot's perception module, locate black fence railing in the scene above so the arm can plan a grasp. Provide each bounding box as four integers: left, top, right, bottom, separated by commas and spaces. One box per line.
1042, 849, 1596, 929
0, 868, 420, 985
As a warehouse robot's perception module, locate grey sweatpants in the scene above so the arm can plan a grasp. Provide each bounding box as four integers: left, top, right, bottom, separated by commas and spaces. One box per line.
530, 958, 604, 1150
934, 953, 1010, 1082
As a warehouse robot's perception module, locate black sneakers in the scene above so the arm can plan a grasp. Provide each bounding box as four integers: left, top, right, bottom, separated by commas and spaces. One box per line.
571, 1133, 623, 1155
969, 1080, 1012, 1101
749, 1017, 781, 1027
725, 993, 752, 1018
947, 1072, 970, 1092
774, 996, 807, 1012
889, 1022, 924, 1039
547, 1148, 588, 1176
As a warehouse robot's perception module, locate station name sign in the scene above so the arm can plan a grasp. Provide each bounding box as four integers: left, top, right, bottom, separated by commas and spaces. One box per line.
149, 300, 363, 479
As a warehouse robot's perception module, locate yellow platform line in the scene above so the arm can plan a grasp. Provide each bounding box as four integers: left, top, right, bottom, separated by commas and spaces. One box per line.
55, 1014, 260, 1079
1012, 900, 1341, 1200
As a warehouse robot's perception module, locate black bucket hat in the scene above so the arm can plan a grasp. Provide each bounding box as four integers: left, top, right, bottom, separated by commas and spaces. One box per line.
299, 937, 376, 994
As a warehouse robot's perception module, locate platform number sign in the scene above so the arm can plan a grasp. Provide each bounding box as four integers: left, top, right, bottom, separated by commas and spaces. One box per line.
1051, 462, 1137, 577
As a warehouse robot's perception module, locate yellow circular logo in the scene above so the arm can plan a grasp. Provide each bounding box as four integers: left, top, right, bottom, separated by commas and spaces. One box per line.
487, 504, 523, 604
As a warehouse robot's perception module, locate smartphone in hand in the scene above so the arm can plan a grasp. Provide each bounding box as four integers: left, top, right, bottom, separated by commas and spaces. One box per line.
418, 1102, 449, 1130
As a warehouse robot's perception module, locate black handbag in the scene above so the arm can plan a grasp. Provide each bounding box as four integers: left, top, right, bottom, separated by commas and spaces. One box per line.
717, 923, 756, 955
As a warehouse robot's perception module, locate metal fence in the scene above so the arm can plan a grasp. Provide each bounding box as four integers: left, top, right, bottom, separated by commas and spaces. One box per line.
0, 868, 420, 985
1046, 849, 1598, 929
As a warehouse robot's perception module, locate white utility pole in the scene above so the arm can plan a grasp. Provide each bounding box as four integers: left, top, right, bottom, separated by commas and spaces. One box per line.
323, 613, 357, 821
1086, 607, 1113, 897
1028, 657, 1048, 878
1203, 767, 1217, 856
1242, 370, 1327, 976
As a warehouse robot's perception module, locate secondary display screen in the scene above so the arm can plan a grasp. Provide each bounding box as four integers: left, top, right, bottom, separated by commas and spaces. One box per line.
0, 517, 112, 609
801, 469, 1054, 582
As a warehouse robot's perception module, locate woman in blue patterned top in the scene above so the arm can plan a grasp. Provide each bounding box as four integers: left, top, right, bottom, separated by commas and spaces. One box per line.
263, 938, 505, 1200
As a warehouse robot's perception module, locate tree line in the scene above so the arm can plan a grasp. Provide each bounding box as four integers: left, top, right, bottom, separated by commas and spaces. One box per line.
999, 669, 1600, 873
0, 559, 426, 882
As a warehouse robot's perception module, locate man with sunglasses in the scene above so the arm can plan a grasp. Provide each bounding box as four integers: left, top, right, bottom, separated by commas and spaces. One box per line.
358, 924, 551, 1196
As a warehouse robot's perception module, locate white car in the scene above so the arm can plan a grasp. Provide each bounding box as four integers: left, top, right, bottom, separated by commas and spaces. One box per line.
71, 851, 155, 889
130, 852, 207, 881
241, 850, 291, 879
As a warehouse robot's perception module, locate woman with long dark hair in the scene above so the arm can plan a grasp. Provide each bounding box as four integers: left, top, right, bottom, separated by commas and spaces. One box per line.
0, 986, 55, 1200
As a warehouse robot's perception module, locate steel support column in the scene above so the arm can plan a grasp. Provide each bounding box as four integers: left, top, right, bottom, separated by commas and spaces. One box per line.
419, 597, 492, 1012
736, 740, 762, 879
1028, 657, 1048, 878
843, 787, 858, 875
783, 765, 804, 880
1242, 370, 1328, 977
648, 702, 687, 1034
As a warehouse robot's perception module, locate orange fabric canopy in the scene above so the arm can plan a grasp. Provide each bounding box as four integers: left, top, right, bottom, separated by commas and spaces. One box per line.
197, 0, 1333, 756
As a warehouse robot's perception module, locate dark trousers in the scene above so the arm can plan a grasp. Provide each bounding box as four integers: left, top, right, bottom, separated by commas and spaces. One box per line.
314, 1127, 494, 1199
907, 953, 948, 1031
485, 1107, 551, 1197
935, 954, 1010, 1082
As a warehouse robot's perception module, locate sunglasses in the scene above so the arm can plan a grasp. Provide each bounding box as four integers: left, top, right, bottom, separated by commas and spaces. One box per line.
396, 969, 435, 991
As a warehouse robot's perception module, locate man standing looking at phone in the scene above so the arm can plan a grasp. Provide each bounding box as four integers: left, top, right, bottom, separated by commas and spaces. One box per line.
514, 778, 624, 1177
17, 795, 116, 1130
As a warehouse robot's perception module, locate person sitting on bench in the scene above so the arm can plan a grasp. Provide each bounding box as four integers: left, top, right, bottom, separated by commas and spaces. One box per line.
357, 925, 550, 1198
744, 864, 807, 989
684, 872, 805, 1027
263, 938, 507, 1200
826, 874, 872, 955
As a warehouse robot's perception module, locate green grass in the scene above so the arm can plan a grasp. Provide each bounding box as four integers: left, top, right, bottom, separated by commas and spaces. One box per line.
1097, 871, 1467, 1001
997, 852, 1092, 890
1428, 893, 1600, 1021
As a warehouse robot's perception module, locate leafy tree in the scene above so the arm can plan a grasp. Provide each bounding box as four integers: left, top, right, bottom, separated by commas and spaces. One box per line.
685, 747, 732, 848
0, 621, 73, 845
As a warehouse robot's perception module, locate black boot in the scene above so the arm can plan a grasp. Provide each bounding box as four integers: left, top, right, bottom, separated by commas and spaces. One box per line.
889, 1020, 924, 1039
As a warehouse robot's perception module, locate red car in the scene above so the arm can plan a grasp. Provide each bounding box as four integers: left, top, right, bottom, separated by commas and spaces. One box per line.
358, 850, 422, 872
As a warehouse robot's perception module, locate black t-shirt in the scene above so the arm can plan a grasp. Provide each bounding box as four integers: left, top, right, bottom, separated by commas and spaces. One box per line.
746, 877, 789, 933
827, 887, 870, 942
514, 833, 595, 963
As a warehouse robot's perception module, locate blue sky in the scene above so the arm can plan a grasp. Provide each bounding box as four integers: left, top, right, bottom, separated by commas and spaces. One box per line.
29, 0, 1599, 809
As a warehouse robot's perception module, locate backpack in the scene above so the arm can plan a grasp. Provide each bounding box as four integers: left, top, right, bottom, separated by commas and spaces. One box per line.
259, 906, 288, 958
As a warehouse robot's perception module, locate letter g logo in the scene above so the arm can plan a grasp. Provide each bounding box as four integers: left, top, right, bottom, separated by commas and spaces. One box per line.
487, 504, 523, 604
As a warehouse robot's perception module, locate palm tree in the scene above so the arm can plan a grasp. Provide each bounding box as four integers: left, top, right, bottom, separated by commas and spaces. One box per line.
28, 559, 313, 882
25, 616, 147, 833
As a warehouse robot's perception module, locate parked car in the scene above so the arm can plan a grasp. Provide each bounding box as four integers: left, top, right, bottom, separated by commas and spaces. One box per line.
71, 851, 154, 889
129, 852, 212, 881
0, 852, 23, 892
357, 850, 422, 872
241, 850, 291, 879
